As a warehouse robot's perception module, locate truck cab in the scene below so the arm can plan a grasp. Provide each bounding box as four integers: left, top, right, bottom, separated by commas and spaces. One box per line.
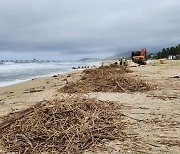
132, 48, 147, 65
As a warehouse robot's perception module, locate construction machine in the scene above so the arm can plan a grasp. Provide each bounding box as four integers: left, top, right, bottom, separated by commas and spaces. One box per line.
132, 48, 147, 65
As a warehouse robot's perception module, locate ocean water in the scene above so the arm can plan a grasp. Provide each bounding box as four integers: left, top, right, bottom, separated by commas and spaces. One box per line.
0, 61, 100, 87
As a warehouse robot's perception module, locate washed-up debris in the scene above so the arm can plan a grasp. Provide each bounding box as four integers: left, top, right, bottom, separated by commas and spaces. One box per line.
147, 95, 179, 101
59, 65, 153, 93
171, 74, 180, 78
0, 97, 126, 154
0, 100, 5, 105
159, 139, 180, 147
160, 59, 166, 64
23, 88, 44, 93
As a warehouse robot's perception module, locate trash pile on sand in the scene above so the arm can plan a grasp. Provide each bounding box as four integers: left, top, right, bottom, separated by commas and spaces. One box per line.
59, 64, 153, 93
0, 97, 126, 154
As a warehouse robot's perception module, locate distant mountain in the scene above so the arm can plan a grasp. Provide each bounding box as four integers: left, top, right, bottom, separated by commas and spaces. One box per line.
105, 51, 132, 60
78, 58, 102, 62
78, 51, 132, 62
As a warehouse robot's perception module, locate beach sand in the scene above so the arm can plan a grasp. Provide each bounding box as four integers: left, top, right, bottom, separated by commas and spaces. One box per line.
0, 60, 180, 153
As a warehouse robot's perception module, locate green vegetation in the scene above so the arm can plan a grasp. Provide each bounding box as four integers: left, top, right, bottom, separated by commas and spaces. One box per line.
149, 44, 180, 59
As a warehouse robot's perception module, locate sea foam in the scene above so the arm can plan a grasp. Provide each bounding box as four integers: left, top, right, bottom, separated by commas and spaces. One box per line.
0, 61, 100, 87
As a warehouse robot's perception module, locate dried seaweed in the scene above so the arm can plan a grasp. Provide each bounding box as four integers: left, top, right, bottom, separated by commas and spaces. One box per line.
158, 139, 180, 147
0, 97, 126, 154
59, 65, 153, 93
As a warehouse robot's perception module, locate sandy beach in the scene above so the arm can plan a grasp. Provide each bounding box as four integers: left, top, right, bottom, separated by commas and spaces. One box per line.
0, 60, 180, 153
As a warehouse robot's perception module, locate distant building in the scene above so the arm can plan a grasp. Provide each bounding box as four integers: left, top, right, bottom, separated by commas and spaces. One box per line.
168, 55, 177, 60
168, 55, 173, 59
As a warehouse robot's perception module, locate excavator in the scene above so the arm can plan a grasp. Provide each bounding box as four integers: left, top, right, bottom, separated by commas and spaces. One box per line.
132, 48, 147, 65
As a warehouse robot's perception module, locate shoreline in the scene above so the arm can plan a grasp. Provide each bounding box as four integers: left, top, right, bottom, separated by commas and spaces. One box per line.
0, 69, 73, 88
0, 60, 102, 88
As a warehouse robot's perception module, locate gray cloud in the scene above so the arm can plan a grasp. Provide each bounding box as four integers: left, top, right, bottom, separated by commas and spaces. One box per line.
0, 0, 180, 60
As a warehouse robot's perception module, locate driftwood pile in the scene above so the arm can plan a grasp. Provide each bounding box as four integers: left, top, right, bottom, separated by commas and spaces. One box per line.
0, 97, 126, 153
59, 64, 153, 93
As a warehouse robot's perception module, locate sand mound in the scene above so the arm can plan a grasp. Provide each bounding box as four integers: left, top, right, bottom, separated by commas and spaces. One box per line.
59, 65, 152, 93
0, 97, 126, 154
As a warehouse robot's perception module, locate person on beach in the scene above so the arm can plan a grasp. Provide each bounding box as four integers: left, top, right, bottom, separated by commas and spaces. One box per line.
123, 58, 127, 66
124, 59, 128, 68
119, 58, 122, 65
122, 58, 125, 65
101, 62, 104, 66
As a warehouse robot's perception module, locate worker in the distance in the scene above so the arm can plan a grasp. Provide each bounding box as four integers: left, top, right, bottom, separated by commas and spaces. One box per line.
119, 58, 122, 65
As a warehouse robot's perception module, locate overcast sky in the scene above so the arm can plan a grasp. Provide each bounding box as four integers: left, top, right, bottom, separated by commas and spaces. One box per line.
0, 0, 180, 60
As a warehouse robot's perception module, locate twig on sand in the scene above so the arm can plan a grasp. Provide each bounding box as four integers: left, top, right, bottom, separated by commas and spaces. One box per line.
16, 134, 33, 148
115, 80, 127, 92
93, 135, 118, 140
